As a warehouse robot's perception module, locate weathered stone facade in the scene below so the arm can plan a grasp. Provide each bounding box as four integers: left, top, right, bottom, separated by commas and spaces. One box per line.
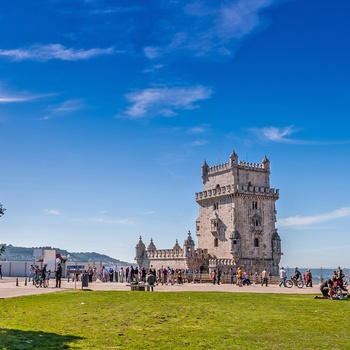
135, 150, 282, 275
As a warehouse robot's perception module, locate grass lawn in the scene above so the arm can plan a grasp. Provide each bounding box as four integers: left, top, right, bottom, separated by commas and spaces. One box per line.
0, 290, 349, 349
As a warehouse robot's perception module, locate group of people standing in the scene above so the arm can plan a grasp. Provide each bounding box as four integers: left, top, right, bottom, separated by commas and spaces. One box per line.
28, 263, 62, 288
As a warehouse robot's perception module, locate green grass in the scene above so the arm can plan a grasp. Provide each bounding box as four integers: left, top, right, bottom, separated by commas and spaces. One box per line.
0, 290, 349, 349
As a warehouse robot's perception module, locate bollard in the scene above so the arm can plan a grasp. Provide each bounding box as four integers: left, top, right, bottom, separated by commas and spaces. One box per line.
16, 278, 19, 286
25, 278, 27, 286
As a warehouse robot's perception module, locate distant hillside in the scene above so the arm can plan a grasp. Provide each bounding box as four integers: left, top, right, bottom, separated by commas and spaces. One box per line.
0, 244, 131, 265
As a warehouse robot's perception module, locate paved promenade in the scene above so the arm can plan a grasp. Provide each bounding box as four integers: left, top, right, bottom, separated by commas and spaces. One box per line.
0, 277, 321, 299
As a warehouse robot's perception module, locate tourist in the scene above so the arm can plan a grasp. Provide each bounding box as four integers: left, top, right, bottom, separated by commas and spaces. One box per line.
337, 266, 345, 283
229, 267, 235, 285
212, 269, 217, 285
87, 266, 93, 283
119, 267, 124, 282
308, 270, 313, 287
217, 268, 222, 285
146, 271, 156, 291
114, 265, 119, 282
177, 269, 183, 284
134, 266, 139, 282
237, 267, 243, 287
304, 270, 309, 286
279, 266, 286, 287
28, 264, 34, 282
315, 278, 334, 299
162, 267, 167, 285
125, 266, 129, 282
109, 267, 114, 282
261, 268, 268, 287
166, 267, 172, 285
55, 263, 62, 288
141, 267, 146, 282
42, 264, 47, 282
130, 266, 135, 282
292, 267, 301, 281
305, 269, 313, 287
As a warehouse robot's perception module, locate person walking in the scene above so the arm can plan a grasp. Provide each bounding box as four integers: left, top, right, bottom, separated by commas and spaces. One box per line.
279, 266, 287, 287
55, 263, 62, 288
261, 268, 268, 287
28, 264, 35, 282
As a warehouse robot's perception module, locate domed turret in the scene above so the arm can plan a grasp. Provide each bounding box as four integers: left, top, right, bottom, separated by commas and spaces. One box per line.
173, 239, 181, 251
147, 238, 157, 251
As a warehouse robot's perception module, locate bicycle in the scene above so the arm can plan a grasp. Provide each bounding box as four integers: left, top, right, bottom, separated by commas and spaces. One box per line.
34, 274, 48, 288
286, 277, 304, 288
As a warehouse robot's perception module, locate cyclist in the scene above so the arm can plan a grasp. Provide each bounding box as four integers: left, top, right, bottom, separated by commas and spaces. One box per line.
292, 267, 301, 282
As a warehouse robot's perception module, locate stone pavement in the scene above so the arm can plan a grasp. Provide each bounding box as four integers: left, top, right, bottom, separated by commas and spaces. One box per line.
0, 277, 321, 299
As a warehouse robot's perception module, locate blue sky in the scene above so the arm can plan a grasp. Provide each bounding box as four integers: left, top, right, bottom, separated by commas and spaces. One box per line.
0, 0, 349, 268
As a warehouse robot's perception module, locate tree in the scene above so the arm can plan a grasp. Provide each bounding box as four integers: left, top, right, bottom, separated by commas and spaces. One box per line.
0, 203, 6, 256
0, 203, 5, 217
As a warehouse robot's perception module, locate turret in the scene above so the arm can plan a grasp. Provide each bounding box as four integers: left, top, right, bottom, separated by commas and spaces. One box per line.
230, 150, 238, 167
183, 230, 195, 258
201, 160, 209, 183
147, 238, 157, 252
135, 236, 146, 268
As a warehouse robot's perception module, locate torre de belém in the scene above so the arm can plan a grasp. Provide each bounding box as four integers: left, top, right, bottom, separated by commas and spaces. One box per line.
135, 150, 282, 275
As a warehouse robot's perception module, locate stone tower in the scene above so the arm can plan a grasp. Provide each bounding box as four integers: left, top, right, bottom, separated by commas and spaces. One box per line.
195, 150, 282, 275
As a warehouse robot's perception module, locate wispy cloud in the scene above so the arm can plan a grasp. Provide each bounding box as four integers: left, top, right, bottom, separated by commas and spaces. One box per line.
43, 209, 62, 216
251, 125, 308, 144
0, 86, 55, 103
119, 85, 213, 119
0, 44, 114, 61
185, 140, 207, 147
144, 0, 274, 59
278, 207, 350, 227
187, 125, 208, 134
42, 99, 86, 120
250, 125, 350, 145
94, 218, 134, 224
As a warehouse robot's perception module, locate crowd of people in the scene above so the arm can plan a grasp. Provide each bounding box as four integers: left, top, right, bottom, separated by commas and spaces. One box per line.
22, 263, 348, 299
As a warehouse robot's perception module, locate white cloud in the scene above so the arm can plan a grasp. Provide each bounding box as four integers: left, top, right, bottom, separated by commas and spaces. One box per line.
188, 125, 208, 134
42, 99, 86, 120
120, 85, 213, 119
94, 217, 134, 225
0, 95, 39, 103
278, 207, 350, 227
43, 209, 62, 216
0, 44, 114, 61
250, 125, 314, 144
144, 0, 274, 59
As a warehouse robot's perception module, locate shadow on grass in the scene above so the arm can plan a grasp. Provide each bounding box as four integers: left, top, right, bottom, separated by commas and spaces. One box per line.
0, 328, 83, 349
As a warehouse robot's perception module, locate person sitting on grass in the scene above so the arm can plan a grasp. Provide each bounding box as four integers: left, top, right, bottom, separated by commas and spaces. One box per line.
314, 278, 336, 299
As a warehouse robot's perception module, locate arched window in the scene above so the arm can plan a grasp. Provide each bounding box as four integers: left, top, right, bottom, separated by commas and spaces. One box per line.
254, 238, 259, 247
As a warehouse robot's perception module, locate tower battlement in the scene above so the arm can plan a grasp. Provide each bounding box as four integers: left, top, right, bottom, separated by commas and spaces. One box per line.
195, 185, 279, 201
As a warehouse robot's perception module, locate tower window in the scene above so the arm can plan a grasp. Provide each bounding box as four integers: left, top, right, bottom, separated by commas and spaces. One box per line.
254, 238, 259, 247
213, 202, 219, 210
214, 238, 219, 247
252, 201, 258, 209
